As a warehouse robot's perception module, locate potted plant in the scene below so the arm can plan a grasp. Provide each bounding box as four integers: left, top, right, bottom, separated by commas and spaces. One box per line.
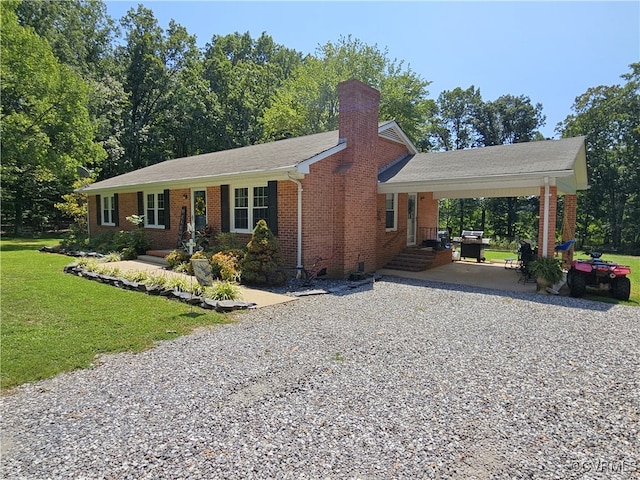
528, 256, 564, 292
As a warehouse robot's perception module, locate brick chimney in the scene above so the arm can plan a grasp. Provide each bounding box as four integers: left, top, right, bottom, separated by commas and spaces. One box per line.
334, 79, 381, 277
338, 79, 380, 152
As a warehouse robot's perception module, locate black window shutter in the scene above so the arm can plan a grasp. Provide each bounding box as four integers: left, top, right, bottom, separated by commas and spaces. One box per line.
113, 194, 119, 226
163, 189, 170, 229
137, 191, 144, 217
267, 180, 278, 236
96, 195, 101, 225
220, 185, 230, 232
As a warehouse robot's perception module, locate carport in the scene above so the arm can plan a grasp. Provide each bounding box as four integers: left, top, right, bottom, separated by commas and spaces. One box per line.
378, 136, 589, 265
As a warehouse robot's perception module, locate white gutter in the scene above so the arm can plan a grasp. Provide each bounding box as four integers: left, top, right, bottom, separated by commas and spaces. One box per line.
542, 176, 550, 257
288, 173, 303, 269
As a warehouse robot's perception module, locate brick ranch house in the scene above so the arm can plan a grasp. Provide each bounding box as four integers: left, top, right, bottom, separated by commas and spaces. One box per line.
82, 79, 588, 278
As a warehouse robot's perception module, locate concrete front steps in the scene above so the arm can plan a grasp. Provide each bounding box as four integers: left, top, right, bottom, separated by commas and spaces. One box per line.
385, 247, 452, 272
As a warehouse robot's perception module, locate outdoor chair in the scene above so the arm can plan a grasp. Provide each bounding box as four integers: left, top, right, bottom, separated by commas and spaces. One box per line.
517, 241, 537, 284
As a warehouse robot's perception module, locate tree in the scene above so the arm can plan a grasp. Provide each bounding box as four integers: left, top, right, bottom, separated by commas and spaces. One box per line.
16, 0, 116, 78
474, 94, 546, 146
17, 0, 128, 182
261, 35, 434, 143
1, 1, 105, 233
430, 86, 482, 151
203, 32, 302, 149
558, 63, 640, 248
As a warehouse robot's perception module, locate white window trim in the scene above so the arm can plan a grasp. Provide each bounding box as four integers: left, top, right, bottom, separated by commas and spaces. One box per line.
230, 183, 268, 233
144, 191, 166, 229
102, 195, 116, 226
385, 193, 398, 232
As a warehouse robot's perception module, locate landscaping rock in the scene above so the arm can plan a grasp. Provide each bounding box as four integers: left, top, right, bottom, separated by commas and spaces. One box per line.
215, 300, 257, 312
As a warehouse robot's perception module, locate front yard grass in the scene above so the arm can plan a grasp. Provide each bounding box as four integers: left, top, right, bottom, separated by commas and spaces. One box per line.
1, 238, 228, 390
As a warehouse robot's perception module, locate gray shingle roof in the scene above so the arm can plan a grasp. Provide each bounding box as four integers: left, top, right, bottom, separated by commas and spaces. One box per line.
84, 129, 341, 192
381, 136, 587, 184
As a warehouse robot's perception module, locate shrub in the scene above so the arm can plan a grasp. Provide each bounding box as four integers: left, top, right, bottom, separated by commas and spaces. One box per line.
211, 251, 241, 282
214, 232, 241, 251
165, 249, 190, 269
166, 276, 190, 292
203, 281, 241, 301
122, 270, 149, 283
529, 256, 564, 285
241, 220, 286, 286
104, 252, 122, 262
121, 247, 137, 260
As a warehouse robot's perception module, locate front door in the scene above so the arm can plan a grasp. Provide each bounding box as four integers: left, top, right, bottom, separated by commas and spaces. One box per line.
407, 193, 417, 246
192, 189, 207, 231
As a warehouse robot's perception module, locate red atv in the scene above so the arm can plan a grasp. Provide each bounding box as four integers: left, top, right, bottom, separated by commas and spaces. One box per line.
566, 252, 632, 301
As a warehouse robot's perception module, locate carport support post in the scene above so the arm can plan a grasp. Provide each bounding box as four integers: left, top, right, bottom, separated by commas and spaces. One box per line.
538, 182, 557, 258
562, 194, 577, 268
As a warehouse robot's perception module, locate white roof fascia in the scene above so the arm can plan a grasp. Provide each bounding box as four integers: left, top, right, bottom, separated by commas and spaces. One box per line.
296, 141, 347, 174
378, 121, 418, 154
378, 170, 574, 195
81, 167, 301, 195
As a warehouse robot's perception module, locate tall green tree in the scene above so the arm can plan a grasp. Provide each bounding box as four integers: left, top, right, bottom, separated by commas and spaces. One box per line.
116, 7, 218, 173
474, 94, 546, 146
1, 1, 105, 233
17, 0, 127, 181
261, 35, 434, 143
430, 86, 482, 151
16, 0, 116, 78
203, 32, 302, 149
558, 63, 640, 248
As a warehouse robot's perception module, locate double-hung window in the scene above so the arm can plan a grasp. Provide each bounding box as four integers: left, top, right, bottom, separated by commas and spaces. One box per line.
102, 195, 116, 226
145, 192, 166, 228
232, 185, 269, 232
385, 193, 397, 231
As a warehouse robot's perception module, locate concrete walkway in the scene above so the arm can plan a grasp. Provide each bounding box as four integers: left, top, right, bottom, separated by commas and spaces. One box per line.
378, 258, 538, 294
108, 260, 297, 308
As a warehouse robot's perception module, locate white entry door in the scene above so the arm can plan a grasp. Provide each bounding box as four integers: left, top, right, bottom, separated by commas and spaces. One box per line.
407, 193, 417, 246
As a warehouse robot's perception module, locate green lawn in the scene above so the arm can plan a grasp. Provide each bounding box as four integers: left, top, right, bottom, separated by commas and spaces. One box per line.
1, 238, 227, 390
484, 248, 640, 304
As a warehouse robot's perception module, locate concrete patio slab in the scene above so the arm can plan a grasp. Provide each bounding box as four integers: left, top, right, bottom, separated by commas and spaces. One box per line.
378, 259, 538, 294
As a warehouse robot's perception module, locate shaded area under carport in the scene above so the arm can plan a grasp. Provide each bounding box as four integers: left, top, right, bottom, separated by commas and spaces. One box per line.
378, 259, 538, 294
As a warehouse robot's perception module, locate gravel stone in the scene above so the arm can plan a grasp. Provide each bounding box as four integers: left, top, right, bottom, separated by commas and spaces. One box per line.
1, 277, 638, 479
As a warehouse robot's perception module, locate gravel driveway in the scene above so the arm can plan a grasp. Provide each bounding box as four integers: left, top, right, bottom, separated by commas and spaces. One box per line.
2, 277, 638, 479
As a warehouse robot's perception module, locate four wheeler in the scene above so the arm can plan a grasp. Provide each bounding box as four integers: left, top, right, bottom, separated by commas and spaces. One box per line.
566, 252, 632, 301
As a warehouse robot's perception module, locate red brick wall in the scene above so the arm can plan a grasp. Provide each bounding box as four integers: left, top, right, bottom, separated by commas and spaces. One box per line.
417, 192, 439, 239
335, 79, 381, 276
89, 190, 189, 251
376, 193, 406, 269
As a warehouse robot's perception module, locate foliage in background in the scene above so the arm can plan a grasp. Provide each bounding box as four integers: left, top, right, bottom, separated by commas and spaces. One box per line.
1, 1, 106, 234
261, 35, 435, 143
558, 63, 639, 251
4, 1, 638, 253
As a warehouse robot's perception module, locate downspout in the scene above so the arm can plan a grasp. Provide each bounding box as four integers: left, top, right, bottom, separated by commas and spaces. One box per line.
288, 173, 303, 269
542, 176, 549, 257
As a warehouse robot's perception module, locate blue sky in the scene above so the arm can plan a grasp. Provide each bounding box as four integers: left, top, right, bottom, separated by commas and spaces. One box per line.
105, 1, 640, 139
